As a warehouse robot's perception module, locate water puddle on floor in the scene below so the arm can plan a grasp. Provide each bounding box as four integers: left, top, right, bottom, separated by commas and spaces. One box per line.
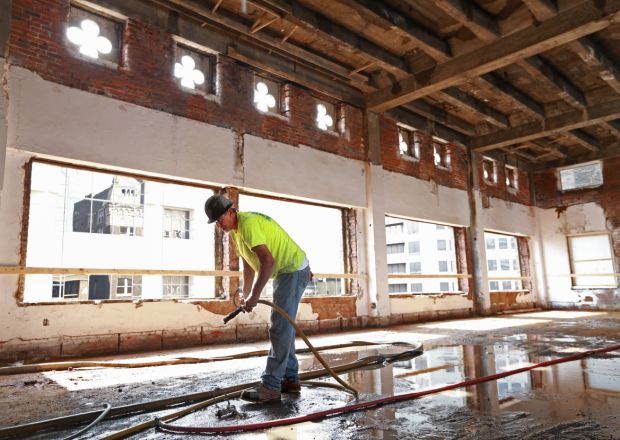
13, 334, 620, 439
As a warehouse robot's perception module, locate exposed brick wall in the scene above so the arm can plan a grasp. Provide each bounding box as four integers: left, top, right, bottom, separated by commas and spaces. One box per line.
379, 117, 469, 191
8, 0, 365, 161
478, 156, 532, 205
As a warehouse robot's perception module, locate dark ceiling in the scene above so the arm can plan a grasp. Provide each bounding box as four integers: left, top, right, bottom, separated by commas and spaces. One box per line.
144, 0, 620, 169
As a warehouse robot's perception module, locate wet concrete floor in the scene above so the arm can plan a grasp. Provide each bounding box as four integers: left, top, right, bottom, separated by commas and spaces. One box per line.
1, 310, 619, 439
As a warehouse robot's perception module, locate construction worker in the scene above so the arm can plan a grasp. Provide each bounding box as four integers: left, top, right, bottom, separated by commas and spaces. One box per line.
205, 193, 311, 403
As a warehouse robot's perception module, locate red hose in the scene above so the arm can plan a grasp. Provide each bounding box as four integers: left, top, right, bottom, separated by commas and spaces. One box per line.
158, 342, 620, 434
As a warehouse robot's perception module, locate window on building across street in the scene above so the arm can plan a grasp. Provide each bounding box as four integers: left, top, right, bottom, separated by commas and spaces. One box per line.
484, 232, 522, 292
239, 194, 345, 296
386, 216, 458, 295
559, 161, 603, 191
411, 283, 423, 293
568, 234, 616, 287
163, 276, 189, 298
254, 76, 280, 113
440, 282, 450, 291
316, 100, 336, 132
164, 208, 190, 239
483, 158, 497, 184
388, 263, 406, 274
389, 283, 408, 293
65, 6, 123, 65
23, 161, 216, 303
407, 222, 419, 234
433, 140, 451, 169
397, 127, 421, 159
505, 165, 518, 190
387, 243, 405, 254
386, 222, 404, 238
174, 44, 214, 93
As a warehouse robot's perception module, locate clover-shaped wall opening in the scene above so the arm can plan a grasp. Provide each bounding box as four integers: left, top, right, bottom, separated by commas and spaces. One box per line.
253, 77, 280, 114
433, 140, 451, 169
66, 6, 122, 65
174, 45, 214, 94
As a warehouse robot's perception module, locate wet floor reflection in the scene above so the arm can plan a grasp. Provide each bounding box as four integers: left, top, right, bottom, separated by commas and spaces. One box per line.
265, 337, 620, 439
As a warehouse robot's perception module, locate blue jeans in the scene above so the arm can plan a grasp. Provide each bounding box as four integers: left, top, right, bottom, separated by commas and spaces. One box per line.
261, 266, 311, 391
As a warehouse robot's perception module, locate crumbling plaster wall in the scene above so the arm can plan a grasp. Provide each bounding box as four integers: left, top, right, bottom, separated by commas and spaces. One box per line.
537, 203, 617, 309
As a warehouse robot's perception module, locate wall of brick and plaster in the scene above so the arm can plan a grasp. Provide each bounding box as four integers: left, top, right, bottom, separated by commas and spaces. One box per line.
0, 0, 542, 361
533, 157, 620, 310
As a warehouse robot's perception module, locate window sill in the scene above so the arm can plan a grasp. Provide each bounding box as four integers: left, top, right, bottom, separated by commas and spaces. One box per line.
398, 154, 419, 162
571, 285, 618, 290
389, 292, 467, 297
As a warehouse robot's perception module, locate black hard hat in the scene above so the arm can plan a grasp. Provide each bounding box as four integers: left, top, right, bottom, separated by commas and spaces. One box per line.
205, 194, 234, 223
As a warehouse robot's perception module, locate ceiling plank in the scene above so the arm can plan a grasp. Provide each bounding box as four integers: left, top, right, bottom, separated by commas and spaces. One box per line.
403, 100, 475, 135
250, 0, 410, 72
470, 98, 620, 151
368, 0, 620, 112
432, 0, 500, 40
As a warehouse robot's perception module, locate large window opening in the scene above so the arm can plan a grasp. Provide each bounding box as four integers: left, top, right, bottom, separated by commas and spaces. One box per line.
484, 232, 523, 291
385, 216, 460, 294
23, 162, 215, 302
568, 234, 616, 288
238, 194, 346, 296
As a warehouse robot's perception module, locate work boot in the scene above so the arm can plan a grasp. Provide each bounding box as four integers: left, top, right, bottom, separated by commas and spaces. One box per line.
281, 378, 301, 394
240, 384, 281, 403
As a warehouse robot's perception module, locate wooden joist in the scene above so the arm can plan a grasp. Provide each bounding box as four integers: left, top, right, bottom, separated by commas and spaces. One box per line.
470, 98, 620, 151
368, 0, 620, 112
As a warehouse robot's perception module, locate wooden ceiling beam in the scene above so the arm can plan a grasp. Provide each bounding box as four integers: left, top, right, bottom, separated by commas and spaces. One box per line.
575, 36, 620, 94
249, 0, 409, 72
155, 0, 370, 86
440, 88, 509, 127
350, 0, 452, 61
567, 129, 600, 152
402, 100, 476, 135
523, 55, 587, 108
432, 0, 500, 40
521, 0, 557, 21
368, 0, 620, 112
386, 107, 469, 147
470, 98, 620, 151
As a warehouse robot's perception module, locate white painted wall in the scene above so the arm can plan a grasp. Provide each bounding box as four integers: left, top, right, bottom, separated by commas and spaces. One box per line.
537, 202, 618, 308
383, 170, 470, 227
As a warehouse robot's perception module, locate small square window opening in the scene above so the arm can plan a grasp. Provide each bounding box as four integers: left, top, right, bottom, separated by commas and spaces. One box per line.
316, 100, 336, 132
174, 45, 214, 93
397, 128, 420, 159
505, 165, 519, 190
482, 158, 497, 184
66, 6, 123, 64
433, 141, 451, 169
254, 77, 280, 113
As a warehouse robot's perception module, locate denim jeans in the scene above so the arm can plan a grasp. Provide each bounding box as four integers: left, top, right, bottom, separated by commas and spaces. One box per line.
261, 265, 311, 391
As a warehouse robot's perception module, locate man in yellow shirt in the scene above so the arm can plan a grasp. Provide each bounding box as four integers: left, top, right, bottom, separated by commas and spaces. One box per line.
205, 194, 311, 403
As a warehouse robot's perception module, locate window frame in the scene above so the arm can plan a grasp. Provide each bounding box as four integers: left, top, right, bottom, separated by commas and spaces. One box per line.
482, 157, 498, 185
397, 126, 421, 161
253, 75, 282, 115
18, 158, 220, 305
567, 232, 617, 289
